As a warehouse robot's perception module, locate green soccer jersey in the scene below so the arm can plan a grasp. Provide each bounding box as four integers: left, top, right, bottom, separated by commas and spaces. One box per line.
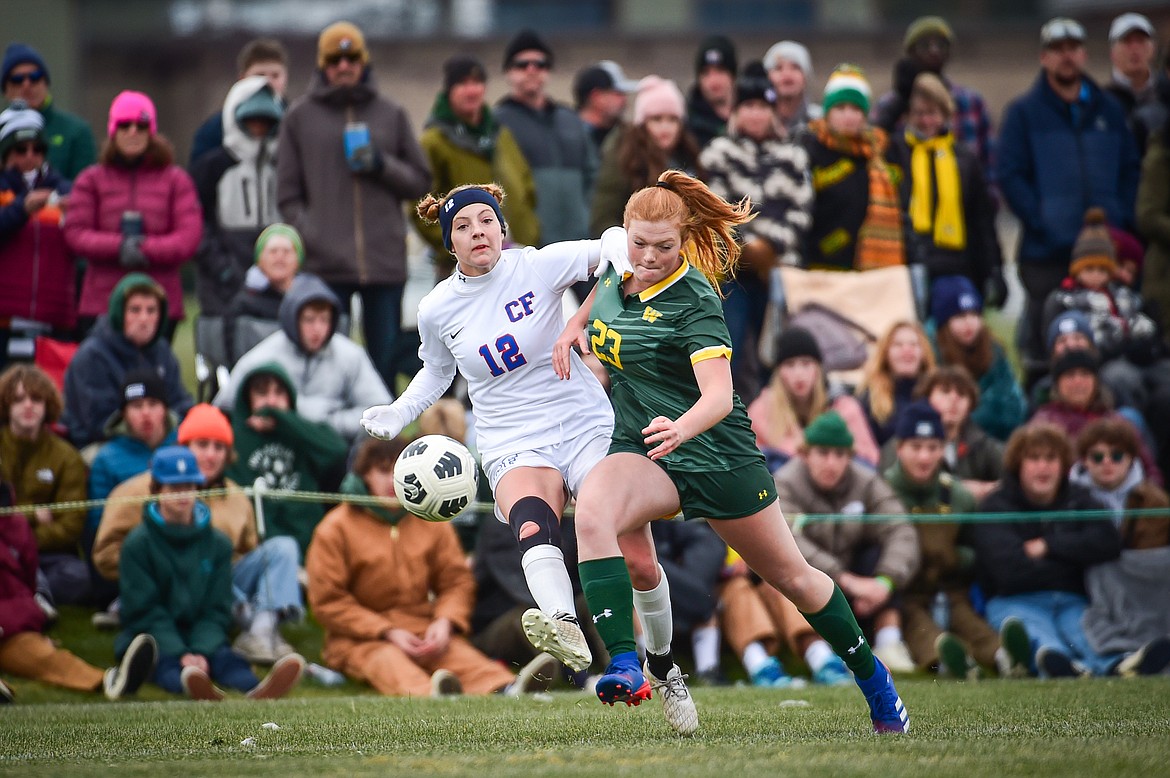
589, 261, 765, 472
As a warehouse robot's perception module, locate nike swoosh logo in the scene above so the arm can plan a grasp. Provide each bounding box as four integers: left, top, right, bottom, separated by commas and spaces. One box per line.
450, 328, 464, 339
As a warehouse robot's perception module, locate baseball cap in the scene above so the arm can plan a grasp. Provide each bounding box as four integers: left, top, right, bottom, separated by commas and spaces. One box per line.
573, 60, 638, 108
1041, 17, 1086, 47
1109, 13, 1154, 44
150, 445, 206, 486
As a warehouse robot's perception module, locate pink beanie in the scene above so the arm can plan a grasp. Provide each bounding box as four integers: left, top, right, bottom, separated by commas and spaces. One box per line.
633, 76, 686, 126
107, 90, 157, 138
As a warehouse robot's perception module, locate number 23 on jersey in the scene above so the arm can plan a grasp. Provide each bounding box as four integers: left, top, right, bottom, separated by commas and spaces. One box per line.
591, 320, 623, 369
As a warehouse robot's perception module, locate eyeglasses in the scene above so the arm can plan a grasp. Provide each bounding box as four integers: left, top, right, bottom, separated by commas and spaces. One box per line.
510, 58, 550, 71
1087, 448, 1127, 464
9, 142, 45, 156
115, 120, 151, 133
6, 70, 45, 86
324, 52, 363, 66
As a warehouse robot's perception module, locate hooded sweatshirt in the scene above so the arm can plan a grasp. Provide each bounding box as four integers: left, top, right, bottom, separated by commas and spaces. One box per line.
86, 409, 179, 532
213, 273, 390, 440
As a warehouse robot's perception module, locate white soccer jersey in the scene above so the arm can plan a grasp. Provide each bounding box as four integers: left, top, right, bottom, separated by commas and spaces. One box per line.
407, 240, 614, 463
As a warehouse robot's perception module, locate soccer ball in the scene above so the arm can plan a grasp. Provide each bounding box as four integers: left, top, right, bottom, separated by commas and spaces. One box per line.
393, 435, 479, 522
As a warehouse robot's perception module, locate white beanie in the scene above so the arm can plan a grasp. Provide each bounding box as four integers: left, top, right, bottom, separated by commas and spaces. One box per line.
763, 41, 813, 80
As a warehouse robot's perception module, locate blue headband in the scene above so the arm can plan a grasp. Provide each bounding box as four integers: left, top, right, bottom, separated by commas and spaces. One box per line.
439, 188, 506, 251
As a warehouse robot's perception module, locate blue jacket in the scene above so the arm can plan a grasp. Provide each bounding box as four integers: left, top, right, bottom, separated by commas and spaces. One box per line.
87, 419, 178, 531
997, 72, 1139, 266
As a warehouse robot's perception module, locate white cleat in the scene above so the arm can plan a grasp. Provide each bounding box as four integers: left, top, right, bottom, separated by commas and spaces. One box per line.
521, 609, 592, 673
644, 661, 699, 737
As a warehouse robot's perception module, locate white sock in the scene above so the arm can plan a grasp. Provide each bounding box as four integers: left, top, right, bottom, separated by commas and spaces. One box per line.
249, 609, 277, 637
632, 565, 673, 656
691, 625, 722, 674
804, 639, 835, 673
874, 625, 903, 649
742, 641, 771, 675
520, 544, 577, 617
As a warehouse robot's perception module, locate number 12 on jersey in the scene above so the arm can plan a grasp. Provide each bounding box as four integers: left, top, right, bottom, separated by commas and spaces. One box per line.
478, 334, 527, 377
591, 320, 623, 369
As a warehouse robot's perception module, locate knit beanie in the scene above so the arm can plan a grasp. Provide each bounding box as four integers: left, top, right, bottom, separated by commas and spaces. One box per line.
121, 368, 167, 409
254, 223, 305, 266
1051, 348, 1099, 381
929, 275, 983, 325
443, 55, 486, 92
0, 101, 45, 159
822, 64, 871, 114
1046, 310, 1094, 354
503, 28, 553, 70
903, 16, 955, 53
1109, 226, 1144, 274
694, 35, 737, 76
633, 76, 686, 126
776, 326, 822, 365
735, 63, 776, 106
107, 91, 157, 138
178, 403, 234, 446
1069, 208, 1117, 277
894, 401, 945, 441
317, 21, 368, 69
1, 43, 50, 85
804, 410, 854, 450
763, 40, 812, 80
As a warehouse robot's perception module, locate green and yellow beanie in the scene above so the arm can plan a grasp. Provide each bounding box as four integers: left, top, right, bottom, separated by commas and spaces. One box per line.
822, 64, 872, 115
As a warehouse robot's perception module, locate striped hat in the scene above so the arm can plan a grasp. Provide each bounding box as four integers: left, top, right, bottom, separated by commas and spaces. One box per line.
822, 64, 871, 114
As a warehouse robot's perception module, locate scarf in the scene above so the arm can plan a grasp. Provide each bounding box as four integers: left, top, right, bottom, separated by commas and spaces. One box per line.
810, 119, 904, 270
905, 130, 966, 251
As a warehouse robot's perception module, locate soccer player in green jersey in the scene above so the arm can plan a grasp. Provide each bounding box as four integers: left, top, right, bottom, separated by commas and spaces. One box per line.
556, 170, 910, 734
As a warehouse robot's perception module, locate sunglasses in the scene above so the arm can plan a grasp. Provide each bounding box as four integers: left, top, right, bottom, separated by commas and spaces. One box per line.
1087, 448, 1127, 464
9, 142, 45, 156
510, 58, 550, 71
7, 70, 46, 86
324, 52, 363, 66
115, 120, 151, 132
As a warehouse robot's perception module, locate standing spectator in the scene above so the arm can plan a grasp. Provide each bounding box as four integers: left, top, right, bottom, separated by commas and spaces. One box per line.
495, 28, 594, 246
276, 20, 431, 390
762, 40, 820, 139
0, 101, 75, 361
414, 54, 538, 274
188, 38, 289, 167
190, 75, 284, 373
1139, 111, 1170, 350
1, 43, 96, 181
574, 60, 637, 157
1133, 48, 1170, 148
802, 65, 905, 271
857, 320, 937, 446
64, 91, 202, 339
686, 35, 737, 148
60, 273, 193, 449
0, 365, 87, 606
221, 223, 301, 367
997, 17, 1140, 369
1104, 13, 1158, 151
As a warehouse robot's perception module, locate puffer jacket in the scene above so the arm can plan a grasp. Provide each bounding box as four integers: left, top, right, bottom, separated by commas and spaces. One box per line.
0, 164, 75, 329
1042, 278, 1163, 365
0, 502, 45, 638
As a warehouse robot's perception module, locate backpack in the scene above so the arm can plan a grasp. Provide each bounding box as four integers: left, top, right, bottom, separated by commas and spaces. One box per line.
787, 302, 876, 372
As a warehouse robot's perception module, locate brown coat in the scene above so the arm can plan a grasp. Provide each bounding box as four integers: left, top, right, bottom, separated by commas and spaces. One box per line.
91, 473, 257, 580
1123, 480, 1170, 551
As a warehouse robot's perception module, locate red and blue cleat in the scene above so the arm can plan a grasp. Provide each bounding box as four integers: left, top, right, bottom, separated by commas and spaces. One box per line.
595, 651, 652, 707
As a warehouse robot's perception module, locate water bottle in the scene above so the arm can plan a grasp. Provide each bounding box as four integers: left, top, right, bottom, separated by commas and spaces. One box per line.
305, 662, 346, 687
932, 590, 951, 631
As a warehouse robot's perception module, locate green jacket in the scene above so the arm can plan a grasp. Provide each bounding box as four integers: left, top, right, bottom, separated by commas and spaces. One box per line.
226, 361, 348, 558
0, 427, 87, 554
413, 93, 539, 257
117, 500, 233, 658
1136, 136, 1170, 322
883, 462, 978, 593
38, 95, 98, 182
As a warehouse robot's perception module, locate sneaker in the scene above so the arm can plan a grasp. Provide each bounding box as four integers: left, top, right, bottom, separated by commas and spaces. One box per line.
855, 658, 910, 734
644, 661, 699, 736
247, 653, 305, 699
812, 655, 853, 686
521, 609, 592, 673
873, 641, 916, 674
507, 652, 560, 696
271, 634, 298, 661
1114, 637, 1170, 677
934, 632, 972, 680
1035, 647, 1088, 679
430, 668, 463, 697
34, 592, 58, 627
91, 607, 121, 631
233, 632, 279, 666
103, 633, 157, 700
181, 666, 225, 701
750, 656, 806, 688
998, 617, 1032, 678
0, 678, 13, 704
595, 651, 652, 707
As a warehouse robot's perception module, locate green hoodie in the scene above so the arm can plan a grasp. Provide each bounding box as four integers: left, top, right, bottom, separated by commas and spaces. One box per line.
108, 272, 169, 345
226, 361, 348, 559
883, 461, 978, 593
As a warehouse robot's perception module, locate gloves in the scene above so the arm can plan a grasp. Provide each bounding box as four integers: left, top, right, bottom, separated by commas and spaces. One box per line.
594, 226, 633, 278
361, 404, 406, 440
893, 57, 923, 102
349, 144, 383, 176
983, 267, 1008, 310
118, 236, 148, 269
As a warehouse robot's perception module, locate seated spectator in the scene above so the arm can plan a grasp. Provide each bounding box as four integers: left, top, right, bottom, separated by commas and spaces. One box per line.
774, 411, 920, 673
64, 91, 201, 339
0, 101, 76, 362
972, 423, 1169, 678
190, 75, 284, 373
883, 402, 1027, 678
225, 362, 348, 559
222, 223, 301, 367
118, 446, 304, 700
61, 273, 192, 448
857, 319, 937, 446
1071, 419, 1170, 673
93, 404, 303, 666
748, 326, 878, 471
215, 273, 390, 443
0, 490, 156, 700
928, 275, 1026, 441
0, 365, 87, 606
306, 436, 557, 697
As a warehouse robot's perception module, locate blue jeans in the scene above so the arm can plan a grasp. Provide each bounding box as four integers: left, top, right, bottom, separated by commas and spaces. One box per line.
232, 536, 303, 618
154, 644, 258, 694
721, 274, 769, 402
986, 591, 1122, 676
328, 282, 419, 389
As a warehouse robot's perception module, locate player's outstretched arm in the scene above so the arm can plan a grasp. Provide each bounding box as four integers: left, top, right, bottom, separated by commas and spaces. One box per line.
553, 285, 598, 380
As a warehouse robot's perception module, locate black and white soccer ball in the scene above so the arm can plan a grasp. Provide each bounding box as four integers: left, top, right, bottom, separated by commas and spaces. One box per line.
393, 435, 479, 522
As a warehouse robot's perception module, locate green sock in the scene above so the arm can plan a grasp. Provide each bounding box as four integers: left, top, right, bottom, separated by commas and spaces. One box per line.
579, 556, 637, 658
802, 583, 877, 680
